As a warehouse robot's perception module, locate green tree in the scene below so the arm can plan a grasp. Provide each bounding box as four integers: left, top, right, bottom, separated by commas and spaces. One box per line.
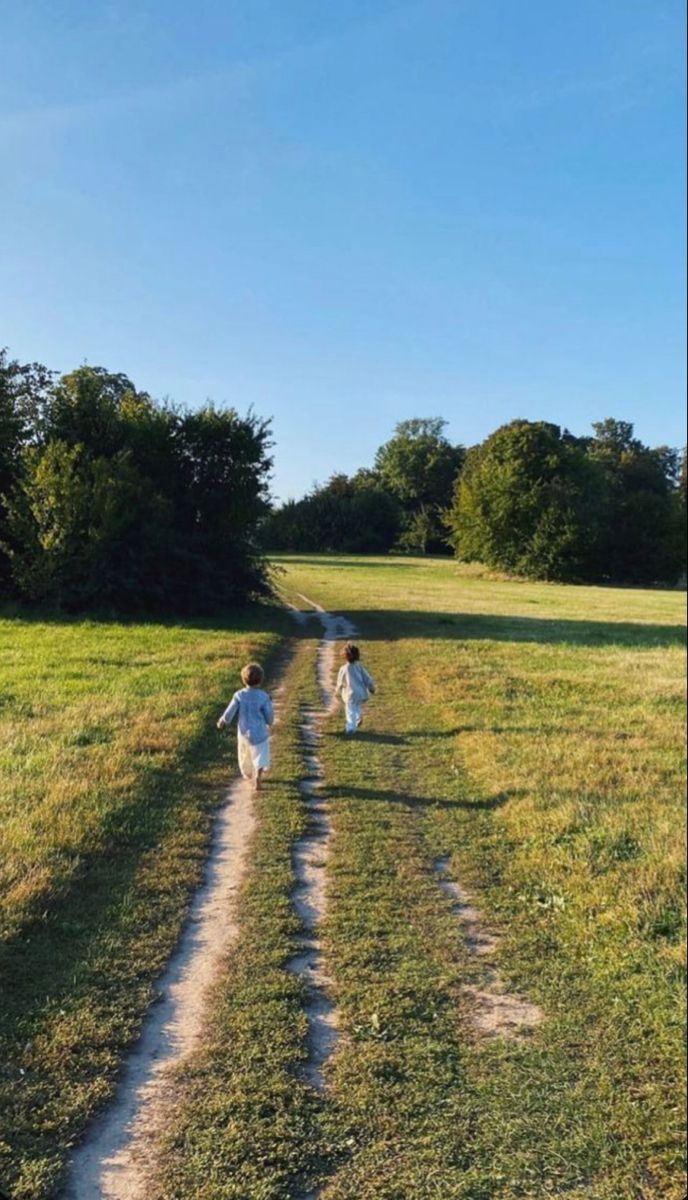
674, 448, 688, 584
374, 417, 465, 553
396, 505, 437, 555
5, 442, 169, 609
588, 419, 682, 583
43, 366, 143, 448
2, 357, 274, 611
446, 420, 605, 581
263, 473, 401, 554
0, 351, 54, 595
172, 405, 273, 608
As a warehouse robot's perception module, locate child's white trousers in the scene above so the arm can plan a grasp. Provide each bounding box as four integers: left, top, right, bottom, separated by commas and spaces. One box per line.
344, 699, 363, 733
238, 733, 271, 779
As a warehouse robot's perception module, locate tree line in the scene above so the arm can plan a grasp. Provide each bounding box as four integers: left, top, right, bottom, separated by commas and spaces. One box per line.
264, 417, 463, 557
2, 347, 684, 610
0, 350, 272, 611
265, 416, 686, 585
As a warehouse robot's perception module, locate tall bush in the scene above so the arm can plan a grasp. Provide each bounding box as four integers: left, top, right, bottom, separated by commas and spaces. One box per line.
0, 360, 272, 611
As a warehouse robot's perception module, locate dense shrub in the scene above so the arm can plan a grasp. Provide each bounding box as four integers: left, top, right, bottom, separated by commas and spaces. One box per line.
263, 473, 401, 553
0, 353, 272, 612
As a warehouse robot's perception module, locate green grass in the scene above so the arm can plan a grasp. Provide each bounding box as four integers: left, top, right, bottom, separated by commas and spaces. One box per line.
278, 555, 686, 1198
0, 606, 288, 1199
2, 558, 686, 1198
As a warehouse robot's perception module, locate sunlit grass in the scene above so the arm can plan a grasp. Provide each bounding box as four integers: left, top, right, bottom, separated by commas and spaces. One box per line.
2, 555, 685, 1199
0, 608, 287, 1199
279, 555, 686, 1199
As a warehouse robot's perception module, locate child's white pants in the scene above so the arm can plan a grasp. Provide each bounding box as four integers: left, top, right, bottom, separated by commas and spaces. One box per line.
344, 699, 363, 733
238, 733, 271, 779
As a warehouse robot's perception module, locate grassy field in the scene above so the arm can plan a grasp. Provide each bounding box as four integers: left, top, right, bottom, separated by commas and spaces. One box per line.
0, 607, 287, 1199
280, 556, 687, 1199
1, 558, 686, 1199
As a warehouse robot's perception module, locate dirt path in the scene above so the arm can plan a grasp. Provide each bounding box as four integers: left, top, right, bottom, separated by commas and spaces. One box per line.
63, 604, 353, 1198
62, 655, 297, 1200
298, 592, 543, 1045
287, 595, 357, 1089
64, 780, 255, 1198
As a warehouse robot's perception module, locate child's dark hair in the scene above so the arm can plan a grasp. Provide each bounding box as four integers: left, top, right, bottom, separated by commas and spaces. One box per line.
343, 643, 360, 663
241, 662, 264, 687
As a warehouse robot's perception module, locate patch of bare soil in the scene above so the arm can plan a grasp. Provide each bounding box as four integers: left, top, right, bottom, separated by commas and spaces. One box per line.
434, 856, 542, 1038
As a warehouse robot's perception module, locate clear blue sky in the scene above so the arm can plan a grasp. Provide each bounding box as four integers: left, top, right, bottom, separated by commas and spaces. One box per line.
1, 1, 685, 500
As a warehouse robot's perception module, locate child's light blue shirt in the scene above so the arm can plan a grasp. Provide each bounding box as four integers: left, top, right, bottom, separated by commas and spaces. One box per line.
220, 687, 273, 745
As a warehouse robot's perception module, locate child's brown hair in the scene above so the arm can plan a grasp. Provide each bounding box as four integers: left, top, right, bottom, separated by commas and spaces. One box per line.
241, 662, 264, 687
343, 643, 360, 663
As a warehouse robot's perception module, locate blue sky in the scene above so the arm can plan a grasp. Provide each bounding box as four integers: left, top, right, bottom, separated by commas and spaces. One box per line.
1, 1, 685, 500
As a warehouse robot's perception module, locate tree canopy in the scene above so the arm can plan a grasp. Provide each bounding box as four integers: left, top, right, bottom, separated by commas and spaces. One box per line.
446, 419, 685, 584
586, 419, 684, 584
374, 418, 465, 552
0, 351, 272, 612
445, 421, 605, 581
264, 409, 684, 584
374, 418, 465, 508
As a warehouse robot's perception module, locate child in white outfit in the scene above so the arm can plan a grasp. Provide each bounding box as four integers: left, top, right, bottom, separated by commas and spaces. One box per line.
217, 662, 274, 791
335, 643, 375, 734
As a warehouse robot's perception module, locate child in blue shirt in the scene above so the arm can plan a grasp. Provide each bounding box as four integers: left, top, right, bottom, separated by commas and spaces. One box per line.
217, 662, 274, 791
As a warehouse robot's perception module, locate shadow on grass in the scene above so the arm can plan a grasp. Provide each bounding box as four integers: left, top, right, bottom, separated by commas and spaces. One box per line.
0, 720, 224, 1196
330, 730, 409, 745
324, 610, 686, 649
0, 599, 293, 638
0, 643, 296, 1075
2, 601, 683, 650
1, 643, 298, 1035
270, 555, 439, 570
326, 783, 517, 813
345, 725, 637, 744
0, 718, 220, 1036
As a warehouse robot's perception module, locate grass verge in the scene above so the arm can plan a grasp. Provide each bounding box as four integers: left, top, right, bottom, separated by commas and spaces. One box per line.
0, 607, 287, 1199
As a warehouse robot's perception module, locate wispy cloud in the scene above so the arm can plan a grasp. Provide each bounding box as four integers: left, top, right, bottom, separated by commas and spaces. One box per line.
504, 24, 684, 119
0, 61, 262, 139
507, 67, 681, 117
508, 71, 640, 114
0, 0, 432, 140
